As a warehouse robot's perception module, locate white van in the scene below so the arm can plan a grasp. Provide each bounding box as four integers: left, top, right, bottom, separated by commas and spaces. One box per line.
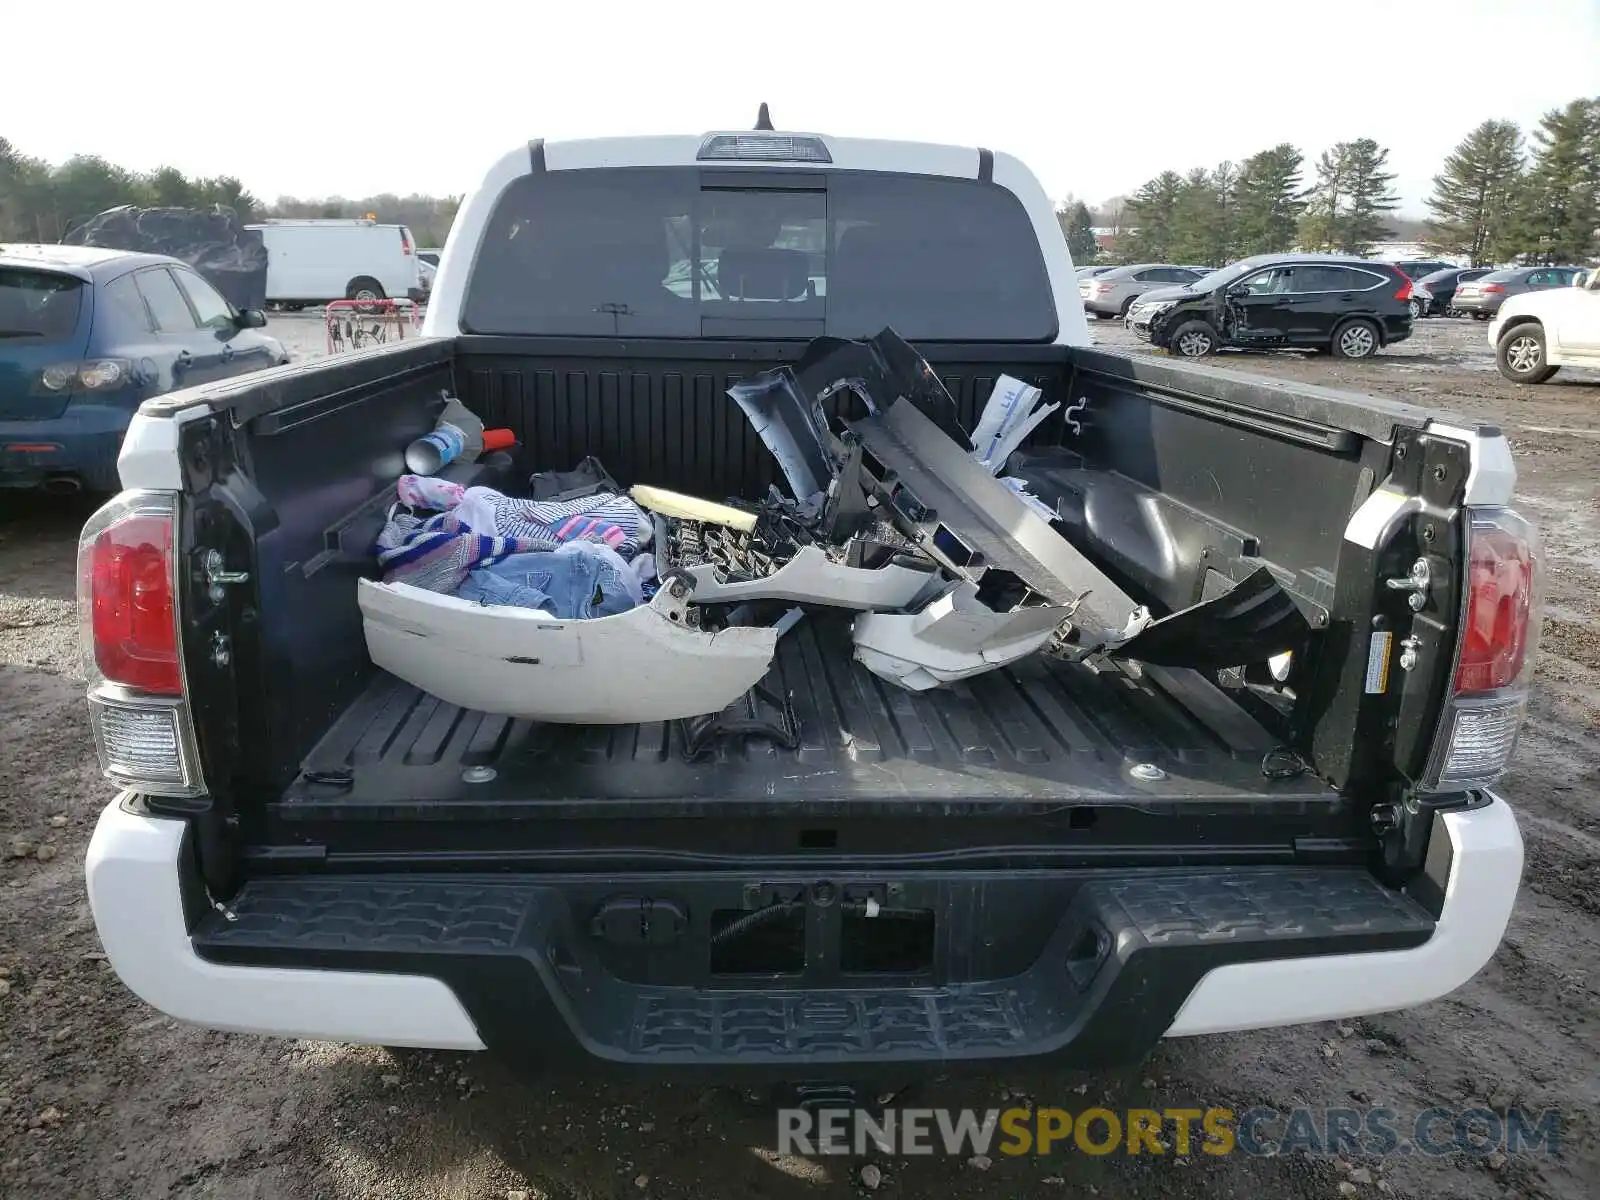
246, 219, 422, 309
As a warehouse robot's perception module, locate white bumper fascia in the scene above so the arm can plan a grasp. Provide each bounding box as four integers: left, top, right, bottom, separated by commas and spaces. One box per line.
85, 797, 485, 1049
1166, 792, 1522, 1036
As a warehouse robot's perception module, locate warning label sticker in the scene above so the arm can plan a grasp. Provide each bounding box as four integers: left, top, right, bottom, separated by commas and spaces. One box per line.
1365, 631, 1394, 694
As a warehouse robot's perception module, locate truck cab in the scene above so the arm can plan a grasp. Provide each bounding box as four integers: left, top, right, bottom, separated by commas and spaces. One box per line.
81, 124, 1532, 1076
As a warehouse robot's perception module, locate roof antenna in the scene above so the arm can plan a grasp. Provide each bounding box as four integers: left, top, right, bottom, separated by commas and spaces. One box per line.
754, 102, 774, 131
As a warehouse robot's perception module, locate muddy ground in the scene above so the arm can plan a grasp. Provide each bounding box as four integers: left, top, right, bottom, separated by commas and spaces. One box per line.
1, 314, 1596, 1199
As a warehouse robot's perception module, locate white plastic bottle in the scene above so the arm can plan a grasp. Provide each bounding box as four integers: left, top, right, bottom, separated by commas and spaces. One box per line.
405, 396, 485, 474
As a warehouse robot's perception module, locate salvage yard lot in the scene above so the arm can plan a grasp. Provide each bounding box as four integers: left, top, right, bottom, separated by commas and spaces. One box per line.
1, 314, 1596, 1200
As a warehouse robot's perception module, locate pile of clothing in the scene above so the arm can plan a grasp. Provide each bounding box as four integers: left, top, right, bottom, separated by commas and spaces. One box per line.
375, 467, 657, 620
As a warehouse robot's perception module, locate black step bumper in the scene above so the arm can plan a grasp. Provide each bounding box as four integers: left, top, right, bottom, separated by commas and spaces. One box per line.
193, 866, 1434, 1075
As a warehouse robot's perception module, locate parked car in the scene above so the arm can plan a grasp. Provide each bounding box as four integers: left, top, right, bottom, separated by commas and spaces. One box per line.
1415, 266, 1496, 316
0, 244, 285, 493
1488, 265, 1600, 382
246, 218, 424, 310
1081, 263, 1212, 318
418, 250, 442, 269
1128, 253, 1413, 359
82, 125, 1529, 1082
1452, 266, 1585, 319
1075, 264, 1115, 278
1387, 259, 1457, 281
1407, 279, 1433, 321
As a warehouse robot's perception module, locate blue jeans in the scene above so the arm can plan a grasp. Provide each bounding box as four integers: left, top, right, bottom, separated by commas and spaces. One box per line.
457, 546, 638, 619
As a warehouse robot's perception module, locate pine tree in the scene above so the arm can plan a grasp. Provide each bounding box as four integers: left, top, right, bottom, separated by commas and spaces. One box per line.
1120, 170, 1184, 263
1514, 98, 1600, 264
1424, 120, 1524, 265
1210, 160, 1238, 263
1168, 163, 1238, 266
1299, 145, 1347, 252
1340, 139, 1400, 254
1301, 139, 1398, 254
1057, 199, 1099, 264
1232, 144, 1305, 256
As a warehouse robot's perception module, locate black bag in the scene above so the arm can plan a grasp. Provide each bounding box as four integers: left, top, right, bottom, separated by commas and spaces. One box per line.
528, 456, 621, 501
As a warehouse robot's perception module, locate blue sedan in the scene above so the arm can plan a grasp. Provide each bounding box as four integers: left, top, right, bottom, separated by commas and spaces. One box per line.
0, 244, 288, 493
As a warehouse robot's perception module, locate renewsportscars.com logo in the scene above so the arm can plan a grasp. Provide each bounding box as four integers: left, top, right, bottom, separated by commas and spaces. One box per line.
777, 1105, 1564, 1159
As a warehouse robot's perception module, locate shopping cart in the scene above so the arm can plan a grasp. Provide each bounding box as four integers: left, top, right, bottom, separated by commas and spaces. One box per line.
324, 297, 422, 354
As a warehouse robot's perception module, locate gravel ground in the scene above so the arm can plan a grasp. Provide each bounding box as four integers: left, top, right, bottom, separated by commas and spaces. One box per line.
1, 313, 1596, 1200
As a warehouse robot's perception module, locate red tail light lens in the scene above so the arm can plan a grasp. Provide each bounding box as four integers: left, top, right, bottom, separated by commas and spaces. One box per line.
1424, 506, 1541, 792
1482, 284, 1505, 294
1456, 519, 1536, 694
1393, 274, 1413, 302
79, 508, 180, 695
400, 228, 413, 255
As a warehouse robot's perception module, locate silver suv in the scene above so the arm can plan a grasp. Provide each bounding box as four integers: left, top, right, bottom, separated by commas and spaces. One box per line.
1081, 263, 1211, 319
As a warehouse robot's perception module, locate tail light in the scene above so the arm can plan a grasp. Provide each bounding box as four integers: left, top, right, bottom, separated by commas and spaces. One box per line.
1423, 508, 1542, 791
400, 228, 413, 256
76, 491, 203, 797
1091, 282, 1112, 296
1482, 284, 1505, 294
1393, 274, 1413, 302
40, 359, 133, 392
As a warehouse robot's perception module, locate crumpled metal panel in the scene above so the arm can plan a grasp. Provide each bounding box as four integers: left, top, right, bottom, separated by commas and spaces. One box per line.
64, 204, 269, 310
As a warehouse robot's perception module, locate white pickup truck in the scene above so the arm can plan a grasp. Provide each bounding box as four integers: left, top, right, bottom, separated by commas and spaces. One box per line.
1491, 267, 1600, 382
80, 121, 1530, 1079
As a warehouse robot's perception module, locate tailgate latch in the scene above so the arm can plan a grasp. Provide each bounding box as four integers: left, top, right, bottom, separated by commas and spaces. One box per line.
1384, 557, 1432, 611
203, 549, 250, 603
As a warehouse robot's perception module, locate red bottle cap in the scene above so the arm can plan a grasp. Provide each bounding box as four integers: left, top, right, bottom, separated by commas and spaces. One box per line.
481, 428, 517, 452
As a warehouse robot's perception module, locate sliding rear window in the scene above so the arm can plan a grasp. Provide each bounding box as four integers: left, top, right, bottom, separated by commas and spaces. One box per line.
0, 269, 84, 341
462, 168, 1057, 341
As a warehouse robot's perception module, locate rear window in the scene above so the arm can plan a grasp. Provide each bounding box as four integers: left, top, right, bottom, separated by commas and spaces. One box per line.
0, 269, 84, 341
462, 168, 1057, 341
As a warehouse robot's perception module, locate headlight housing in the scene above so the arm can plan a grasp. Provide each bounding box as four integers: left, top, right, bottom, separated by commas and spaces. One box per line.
1130, 300, 1176, 321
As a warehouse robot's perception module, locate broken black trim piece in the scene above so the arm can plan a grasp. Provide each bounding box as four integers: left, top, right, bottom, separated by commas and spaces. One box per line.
528, 139, 547, 174
1104, 565, 1311, 670
977, 148, 994, 182
725, 366, 840, 505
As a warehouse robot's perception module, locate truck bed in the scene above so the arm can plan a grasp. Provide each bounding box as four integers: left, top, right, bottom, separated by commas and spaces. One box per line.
280, 614, 1336, 817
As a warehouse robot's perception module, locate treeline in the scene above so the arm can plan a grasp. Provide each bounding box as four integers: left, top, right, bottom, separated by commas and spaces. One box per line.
0, 139, 258, 243
256, 193, 461, 249
1059, 95, 1599, 268
0, 137, 460, 248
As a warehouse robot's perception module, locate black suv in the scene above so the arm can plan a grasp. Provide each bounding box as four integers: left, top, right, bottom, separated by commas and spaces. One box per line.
1389, 258, 1455, 280
1126, 254, 1414, 359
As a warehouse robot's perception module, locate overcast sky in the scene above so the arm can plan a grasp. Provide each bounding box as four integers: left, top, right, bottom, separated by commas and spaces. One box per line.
6, 0, 1596, 214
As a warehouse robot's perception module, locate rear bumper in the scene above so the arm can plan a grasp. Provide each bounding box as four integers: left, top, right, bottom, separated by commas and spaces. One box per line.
86, 793, 1521, 1070
1453, 295, 1502, 315
0, 398, 138, 490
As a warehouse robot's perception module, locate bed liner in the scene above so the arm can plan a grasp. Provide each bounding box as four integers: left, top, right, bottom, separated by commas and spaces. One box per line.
284, 615, 1335, 812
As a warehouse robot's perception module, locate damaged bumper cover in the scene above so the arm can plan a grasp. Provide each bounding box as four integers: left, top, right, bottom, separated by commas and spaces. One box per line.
358, 576, 779, 724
